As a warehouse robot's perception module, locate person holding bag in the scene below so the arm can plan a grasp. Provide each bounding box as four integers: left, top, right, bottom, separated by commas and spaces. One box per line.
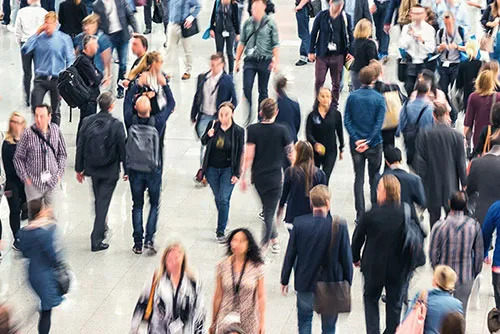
474, 102, 500, 158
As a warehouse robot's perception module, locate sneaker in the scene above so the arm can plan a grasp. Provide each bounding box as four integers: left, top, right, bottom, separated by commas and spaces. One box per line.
216, 232, 226, 244
295, 59, 307, 66
144, 241, 157, 255
117, 88, 124, 99
132, 245, 143, 254
258, 212, 264, 221
271, 242, 280, 254
143, 28, 152, 34
181, 73, 191, 80
12, 240, 20, 251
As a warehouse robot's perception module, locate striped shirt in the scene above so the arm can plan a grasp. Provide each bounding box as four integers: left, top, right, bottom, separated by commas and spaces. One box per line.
429, 211, 484, 284
14, 124, 67, 192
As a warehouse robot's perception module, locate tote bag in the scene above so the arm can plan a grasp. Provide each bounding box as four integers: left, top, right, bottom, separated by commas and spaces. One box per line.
396, 290, 427, 334
382, 90, 402, 130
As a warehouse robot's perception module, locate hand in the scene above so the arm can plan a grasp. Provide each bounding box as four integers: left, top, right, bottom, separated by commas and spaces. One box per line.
281, 284, 289, 296
339, 151, 343, 160
485, 256, 492, 265
437, 43, 447, 53
355, 139, 367, 147
369, 3, 376, 14
295, 5, 302, 12
76, 172, 85, 184
230, 176, 239, 184
208, 324, 216, 334
36, 23, 46, 35
123, 175, 129, 181
236, 34, 240, 42
144, 91, 156, 99
415, 35, 424, 43
258, 324, 265, 334
122, 79, 130, 88
345, 53, 354, 62
314, 143, 326, 155
355, 143, 369, 153
210, 30, 215, 38
383, 24, 391, 35
207, 128, 215, 137
449, 42, 458, 50
184, 19, 193, 29
103, 76, 111, 87
235, 60, 241, 73
239, 179, 247, 191
308, 53, 316, 62
354, 261, 361, 268
25, 178, 32, 186
269, 60, 278, 72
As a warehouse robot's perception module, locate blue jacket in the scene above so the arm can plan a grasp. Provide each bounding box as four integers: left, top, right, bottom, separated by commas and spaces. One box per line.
483, 201, 500, 266
396, 98, 434, 137
404, 288, 463, 334
168, 0, 200, 24
281, 214, 353, 292
344, 87, 386, 148
384, 0, 401, 25
18, 223, 64, 311
276, 94, 301, 142
309, 10, 353, 58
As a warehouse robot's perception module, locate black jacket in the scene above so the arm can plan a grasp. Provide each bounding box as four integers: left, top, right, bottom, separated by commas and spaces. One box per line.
354, 0, 371, 25
276, 94, 301, 143
75, 111, 127, 179
210, 1, 240, 34
93, 0, 138, 41
310, 10, 353, 58
2, 140, 23, 189
201, 121, 245, 178
58, 0, 87, 37
191, 71, 238, 126
74, 53, 103, 98
306, 106, 344, 154
350, 38, 378, 72
352, 204, 407, 284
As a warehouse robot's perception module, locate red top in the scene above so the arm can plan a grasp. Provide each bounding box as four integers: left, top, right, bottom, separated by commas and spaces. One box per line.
465, 92, 500, 147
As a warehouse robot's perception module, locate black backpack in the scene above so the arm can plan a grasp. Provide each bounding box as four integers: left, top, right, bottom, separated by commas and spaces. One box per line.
402, 104, 427, 166
57, 56, 91, 108
126, 116, 160, 173
402, 203, 426, 273
84, 116, 115, 168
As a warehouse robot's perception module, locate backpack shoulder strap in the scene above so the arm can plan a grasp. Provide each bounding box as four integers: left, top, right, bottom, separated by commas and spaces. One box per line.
415, 105, 427, 126
458, 26, 465, 43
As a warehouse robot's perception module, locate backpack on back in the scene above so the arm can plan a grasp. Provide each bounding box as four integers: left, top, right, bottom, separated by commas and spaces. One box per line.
402, 104, 427, 166
57, 56, 91, 108
84, 116, 115, 168
126, 116, 160, 173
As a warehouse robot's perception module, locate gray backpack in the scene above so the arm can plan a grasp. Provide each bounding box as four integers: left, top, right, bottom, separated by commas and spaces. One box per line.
126, 115, 160, 173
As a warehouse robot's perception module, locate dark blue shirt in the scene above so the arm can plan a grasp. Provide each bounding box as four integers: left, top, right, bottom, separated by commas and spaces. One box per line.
483, 201, 500, 267
276, 94, 301, 142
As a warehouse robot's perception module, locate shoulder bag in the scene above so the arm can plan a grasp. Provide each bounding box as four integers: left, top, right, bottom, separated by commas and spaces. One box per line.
313, 217, 351, 316
483, 125, 493, 155
31, 125, 57, 157
395, 290, 427, 334
143, 271, 159, 321
382, 90, 403, 130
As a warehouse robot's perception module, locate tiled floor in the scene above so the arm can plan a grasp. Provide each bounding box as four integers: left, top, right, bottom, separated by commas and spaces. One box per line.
0, 2, 494, 333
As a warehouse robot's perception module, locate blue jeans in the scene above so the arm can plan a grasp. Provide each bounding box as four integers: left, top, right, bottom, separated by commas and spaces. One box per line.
129, 169, 162, 246
205, 167, 235, 234
243, 58, 272, 124
297, 291, 337, 334
196, 114, 217, 165
296, 7, 310, 58
109, 32, 129, 86
373, 0, 390, 55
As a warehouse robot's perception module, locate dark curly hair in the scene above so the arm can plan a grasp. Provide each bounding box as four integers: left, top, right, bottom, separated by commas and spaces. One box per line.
226, 228, 264, 264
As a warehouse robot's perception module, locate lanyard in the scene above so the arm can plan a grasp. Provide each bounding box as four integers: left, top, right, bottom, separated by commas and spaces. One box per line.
171, 271, 185, 319
231, 257, 248, 308
328, 17, 335, 43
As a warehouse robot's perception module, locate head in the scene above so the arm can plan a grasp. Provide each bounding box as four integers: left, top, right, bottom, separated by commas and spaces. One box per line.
159, 243, 187, 277
415, 79, 430, 97
377, 174, 401, 205
5, 112, 26, 144
449, 191, 467, 213
28, 0, 41, 5
354, 19, 372, 39
210, 53, 226, 76
328, 0, 344, 18
418, 69, 437, 89
135, 96, 152, 117
218, 102, 235, 127
147, 51, 163, 73
475, 70, 496, 96
82, 14, 99, 35
275, 74, 287, 96
226, 228, 264, 264
97, 91, 115, 113
369, 59, 383, 80
481, 60, 500, 86
82, 35, 98, 57
44, 12, 58, 36
358, 65, 378, 86
432, 265, 457, 292
28, 198, 53, 221
492, 103, 500, 128
425, 6, 436, 25
440, 312, 465, 334
293, 141, 315, 192
465, 39, 479, 61
251, 0, 267, 20
433, 102, 450, 122
443, 11, 455, 33
309, 185, 331, 211
315, 87, 332, 109
410, 4, 426, 23
490, 129, 500, 149
259, 98, 278, 121
131, 34, 148, 57
384, 146, 402, 167
34, 104, 52, 131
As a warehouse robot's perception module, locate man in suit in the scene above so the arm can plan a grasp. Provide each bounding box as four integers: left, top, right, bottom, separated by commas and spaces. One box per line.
93, 0, 138, 99
414, 103, 466, 228
191, 53, 238, 183
281, 185, 353, 333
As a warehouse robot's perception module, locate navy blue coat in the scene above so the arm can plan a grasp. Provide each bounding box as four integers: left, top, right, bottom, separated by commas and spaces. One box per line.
310, 10, 354, 58
281, 214, 353, 292
19, 223, 63, 311
276, 94, 301, 143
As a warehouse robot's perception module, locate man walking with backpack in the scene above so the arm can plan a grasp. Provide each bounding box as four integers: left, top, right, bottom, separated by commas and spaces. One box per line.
124, 95, 174, 255
75, 92, 127, 252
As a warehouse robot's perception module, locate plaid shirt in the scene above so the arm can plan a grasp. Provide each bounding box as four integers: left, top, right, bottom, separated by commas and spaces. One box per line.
14, 124, 67, 193
429, 211, 484, 284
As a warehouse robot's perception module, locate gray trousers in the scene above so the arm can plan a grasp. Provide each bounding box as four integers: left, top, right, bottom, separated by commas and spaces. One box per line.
25, 183, 57, 219
453, 279, 474, 316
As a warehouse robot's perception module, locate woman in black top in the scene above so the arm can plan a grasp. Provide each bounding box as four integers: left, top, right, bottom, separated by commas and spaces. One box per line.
306, 87, 344, 185
201, 102, 245, 242
1, 112, 27, 251
58, 0, 87, 39
456, 40, 483, 114
277, 141, 326, 229
209, 0, 240, 74
350, 19, 378, 90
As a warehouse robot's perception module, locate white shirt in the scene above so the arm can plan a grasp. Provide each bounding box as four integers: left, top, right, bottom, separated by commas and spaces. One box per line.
103, 0, 121, 34
15, 4, 47, 44
202, 71, 223, 116
399, 21, 436, 64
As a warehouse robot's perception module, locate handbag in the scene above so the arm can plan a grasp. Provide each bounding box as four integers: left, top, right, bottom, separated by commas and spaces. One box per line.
382, 90, 402, 130
54, 260, 71, 295
143, 271, 159, 321
313, 217, 351, 316
152, 0, 164, 24
395, 290, 427, 334
181, 18, 199, 38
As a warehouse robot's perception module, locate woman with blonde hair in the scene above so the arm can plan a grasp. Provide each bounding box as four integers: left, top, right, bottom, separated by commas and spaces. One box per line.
456, 40, 483, 114
465, 69, 500, 148
350, 18, 378, 90
1, 112, 27, 252
131, 243, 206, 333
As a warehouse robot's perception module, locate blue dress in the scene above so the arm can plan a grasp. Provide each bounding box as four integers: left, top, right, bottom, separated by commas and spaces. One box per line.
18, 223, 63, 311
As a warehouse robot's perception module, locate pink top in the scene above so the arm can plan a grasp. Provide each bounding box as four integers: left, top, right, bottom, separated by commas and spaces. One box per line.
465, 92, 500, 147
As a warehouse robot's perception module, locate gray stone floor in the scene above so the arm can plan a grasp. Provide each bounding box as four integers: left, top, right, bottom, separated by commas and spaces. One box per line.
0, 2, 494, 333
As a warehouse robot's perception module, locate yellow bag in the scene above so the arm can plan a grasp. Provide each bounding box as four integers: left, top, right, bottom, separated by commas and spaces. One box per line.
382, 91, 402, 130
143, 271, 158, 322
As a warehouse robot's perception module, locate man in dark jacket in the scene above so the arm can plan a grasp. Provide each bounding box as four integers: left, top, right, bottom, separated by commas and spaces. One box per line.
93, 0, 138, 99
281, 185, 353, 333
414, 103, 466, 228
191, 53, 237, 181
75, 92, 126, 252
75, 35, 104, 132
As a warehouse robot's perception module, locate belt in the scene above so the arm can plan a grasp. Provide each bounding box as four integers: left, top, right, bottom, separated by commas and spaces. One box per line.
246, 56, 272, 62
35, 75, 58, 80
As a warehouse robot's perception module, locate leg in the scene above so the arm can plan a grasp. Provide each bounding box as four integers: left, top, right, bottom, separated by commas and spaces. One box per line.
181, 35, 194, 75
363, 278, 383, 334
295, 7, 310, 60
144, 0, 152, 31
351, 147, 367, 221
493, 272, 500, 309
322, 150, 337, 186
453, 280, 474, 316
2, 0, 11, 24
217, 167, 236, 234
91, 177, 117, 247
77, 100, 97, 132
243, 60, 257, 124
145, 170, 162, 244
428, 205, 442, 229
214, 32, 225, 53
48, 78, 61, 126
38, 309, 52, 334
320, 313, 338, 334
384, 280, 405, 333
116, 38, 129, 96
129, 171, 147, 247
329, 55, 344, 108
255, 183, 281, 247
256, 59, 271, 106
373, 1, 389, 56
6, 183, 22, 242
165, 24, 181, 76
225, 34, 235, 74
296, 291, 314, 334
205, 167, 222, 222
314, 56, 328, 96
20, 48, 33, 106
31, 78, 48, 114
366, 144, 383, 207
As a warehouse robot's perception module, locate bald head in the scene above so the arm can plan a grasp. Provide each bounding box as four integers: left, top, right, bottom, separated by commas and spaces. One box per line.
135, 96, 151, 117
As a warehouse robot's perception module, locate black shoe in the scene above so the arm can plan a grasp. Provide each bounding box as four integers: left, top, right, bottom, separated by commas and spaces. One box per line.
117, 89, 124, 99
216, 232, 225, 244
381, 294, 387, 303
143, 28, 152, 34
91, 242, 109, 252
12, 240, 20, 251
132, 245, 143, 254
295, 59, 307, 66
144, 241, 157, 255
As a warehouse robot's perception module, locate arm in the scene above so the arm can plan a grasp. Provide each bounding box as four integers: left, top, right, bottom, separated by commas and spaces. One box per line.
233, 3, 240, 35
192, 281, 206, 334
13, 133, 29, 183
117, 123, 127, 175
336, 110, 345, 152
455, 134, 467, 188
309, 14, 321, 54
124, 0, 139, 32
343, 96, 360, 142
295, 104, 301, 135
466, 160, 479, 195
482, 203, 499, 259
305, 113, 317, 145
234, 127, 245, 178
428, 225, 440, 268
200, 121, 216, 145
367, 97, 386, 147
41, 229, 59, 265
210, 1, 217, 31
210, 274, 224, 332
339, 222, 354, 284
191, 75, 203, 122
58, 6, 65, 31
131, 279, 155, 333
75, 119, 88, 173
123, 84, 138, 129
413, 132, 427, 179
473, 223, 484, 277
56, 129, 68, 179
257, 276, 266, 333
78, 58, 101, 87
463, 96, 476, 140
240, 143, 255, 182
63, 34, 75, 67
481, 6, 492, 29
398, 25, 412, 50
412, 176, 426, 208
279, 168, 292, 208
367, 40, 378, 61
421, 25, 437, 54
100, 47, 112, 80
229, 80, 238, 106
280, 226, 298, 286
187, 0, 201, 20
384, 0, 398, 25
270, 21, 280, 69
15, 12, 22, 45
21, 33, 39, 55
396, 104, 407, 137
351, 216, 367, 263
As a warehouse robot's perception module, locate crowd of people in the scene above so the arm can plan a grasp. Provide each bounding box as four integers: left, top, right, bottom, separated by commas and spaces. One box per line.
1, 0, 500, 333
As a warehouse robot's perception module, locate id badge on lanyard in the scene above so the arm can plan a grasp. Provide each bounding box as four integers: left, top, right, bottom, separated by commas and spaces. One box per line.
40, 133, 52, 183
170, 272, 185, 334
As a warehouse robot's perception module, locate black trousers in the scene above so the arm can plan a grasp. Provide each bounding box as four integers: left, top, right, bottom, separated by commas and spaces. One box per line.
4, 181, 26, 242
215, 31, 236, 74
404, 63, 426, 95
438, 63, 459, 122
493, 272, 500, 309
381, 128, 396, 151
254, 180, 281, 246
77, 100, 97, 132
428, 204, 450, 229
20, 47, 34, 105
38, 309, 52, 334
31, 77, 61, 125
91, 176, 118, 247
144, 0, 152, 30
364, 276, 405, 334
314, 149, 337, 185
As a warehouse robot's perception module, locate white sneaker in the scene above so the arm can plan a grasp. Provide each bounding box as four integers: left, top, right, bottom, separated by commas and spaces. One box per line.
7, 24, 15, 33
271, 242, 280, 254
